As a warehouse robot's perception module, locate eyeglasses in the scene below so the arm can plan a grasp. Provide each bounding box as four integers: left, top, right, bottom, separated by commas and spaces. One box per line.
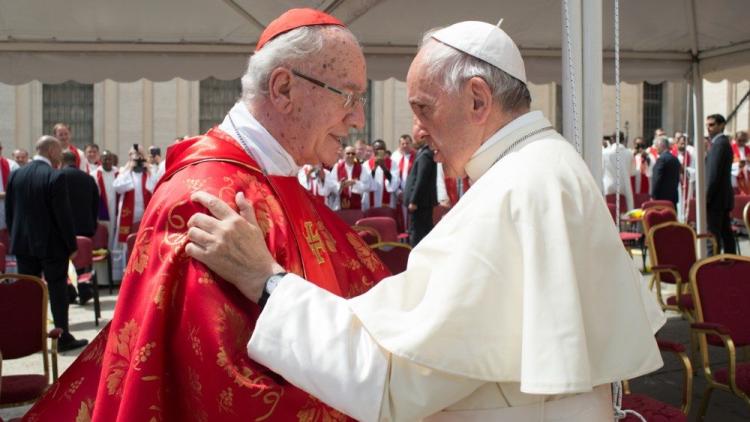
292, 69, 367, 109
345, 152, 356, 156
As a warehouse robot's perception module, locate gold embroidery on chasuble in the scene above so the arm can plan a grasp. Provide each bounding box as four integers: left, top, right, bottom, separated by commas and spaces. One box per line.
75, 398, 95, 422
346, 232, 383, 272
106, 319, 157, 397
189, 325, 204, 362
316, 221, 337, 253
126, 227, 154, 275
215, 347, 283, 420
81, 333, 106, 366
304, 221, 328, 264
218, 387, 235, 414
197, 271, 214, 285
217, 304, 250, 351
184, 177, 208, 192
296, 396, 347, 422
187, 367, 209, 422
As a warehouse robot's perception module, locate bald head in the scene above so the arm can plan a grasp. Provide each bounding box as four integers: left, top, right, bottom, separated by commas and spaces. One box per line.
36, 135, 63, 167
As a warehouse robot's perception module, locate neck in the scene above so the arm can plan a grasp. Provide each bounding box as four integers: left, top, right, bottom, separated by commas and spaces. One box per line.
480, 108, 528, 147
249, 100, 301, 165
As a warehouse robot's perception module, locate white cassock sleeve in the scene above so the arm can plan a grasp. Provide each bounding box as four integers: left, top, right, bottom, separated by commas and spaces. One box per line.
353, 167, 374, 194
322, 170, 338, 197
385, 160, 400, 194
248, 274, 483, 422
113, 170, 135, 194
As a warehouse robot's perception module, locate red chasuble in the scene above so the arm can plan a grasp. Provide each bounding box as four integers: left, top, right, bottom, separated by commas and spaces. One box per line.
25, 128, 391, 421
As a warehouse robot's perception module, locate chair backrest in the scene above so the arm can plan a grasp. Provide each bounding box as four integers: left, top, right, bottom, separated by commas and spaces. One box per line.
363, 206, 403, 232
0, 274, 48, 362
642, 206, 677, 234
352, 225, 381, 245
92, 222, 109, 250
126, 233, 138, 263
686, 198, 696, 226
335, 209, 364, 226
370, 242, 411, 274
605, 194, 627, 214
0, 229, 8, 252
642, 199, 675, 210
691, 255, 750, 347
647, 222, 697, 284
355, 217, 399, 242
744, 201, 750, 233
731, 194, 750, 220
72, 236, 94, 269
432, 205, 450, 225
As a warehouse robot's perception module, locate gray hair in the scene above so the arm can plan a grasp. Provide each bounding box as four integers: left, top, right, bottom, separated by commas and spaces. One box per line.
655, 136, 670, 151
418, 32, 531, 113
35, 135, 59, 154
241, 25, 358, 104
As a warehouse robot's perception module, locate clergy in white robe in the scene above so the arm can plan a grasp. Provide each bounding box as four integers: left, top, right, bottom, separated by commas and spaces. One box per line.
186, 20, 665, 422
603, 142, 636, 211
297, 164, 338, 208
330, 146, 374, 211
0, 155, 20, 230
362, 139, 400, 210
90, 151, 119, 249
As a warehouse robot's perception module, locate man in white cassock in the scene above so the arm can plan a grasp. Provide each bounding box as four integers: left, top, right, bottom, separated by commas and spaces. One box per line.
330, 145, 374, 210
186, 21, 665, 422
603, 133, 636, 211
362, 139, 400, 210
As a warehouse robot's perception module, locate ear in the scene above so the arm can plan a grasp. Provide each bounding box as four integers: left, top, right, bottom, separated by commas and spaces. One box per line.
267, 68, 294, 114
466, 77, 493, 124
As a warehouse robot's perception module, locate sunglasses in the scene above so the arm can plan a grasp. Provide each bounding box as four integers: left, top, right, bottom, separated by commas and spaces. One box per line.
292, 70, 367, 109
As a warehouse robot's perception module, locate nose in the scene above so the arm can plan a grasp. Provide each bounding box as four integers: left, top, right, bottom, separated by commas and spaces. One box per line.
346, 102, 366, 130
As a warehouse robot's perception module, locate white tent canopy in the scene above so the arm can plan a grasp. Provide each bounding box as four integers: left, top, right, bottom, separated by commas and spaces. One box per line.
1, 0, 749, 84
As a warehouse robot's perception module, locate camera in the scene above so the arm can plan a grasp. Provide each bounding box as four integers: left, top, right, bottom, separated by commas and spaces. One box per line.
133, 144, 147, 172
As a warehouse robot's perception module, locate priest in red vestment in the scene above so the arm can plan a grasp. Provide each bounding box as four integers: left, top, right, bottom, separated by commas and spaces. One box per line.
24, 9, 388, 422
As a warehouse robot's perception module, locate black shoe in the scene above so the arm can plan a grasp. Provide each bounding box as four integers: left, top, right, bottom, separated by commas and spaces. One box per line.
58, 335, 89, 352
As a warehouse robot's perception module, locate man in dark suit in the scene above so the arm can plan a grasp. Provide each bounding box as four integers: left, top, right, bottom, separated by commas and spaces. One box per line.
5, 136, 88, 351
404, 126, 438, 246
705, 113, 736, 254
61, 150, 99, 304
650, 136, 681, 207
60, 150, 99, 237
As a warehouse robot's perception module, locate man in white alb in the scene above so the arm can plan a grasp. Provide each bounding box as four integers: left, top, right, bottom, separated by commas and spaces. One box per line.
362, 139, 400, 210
91, 150, 119, 249
187, 20, 665, 421
330, 145, 373, 210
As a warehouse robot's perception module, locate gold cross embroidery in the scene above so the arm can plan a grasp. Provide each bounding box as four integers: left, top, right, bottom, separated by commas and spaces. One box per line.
304, 221, 326, 264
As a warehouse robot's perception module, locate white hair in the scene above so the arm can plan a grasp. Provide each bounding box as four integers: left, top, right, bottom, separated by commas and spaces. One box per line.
418, 31, 531, 112
241, 25, 358, 104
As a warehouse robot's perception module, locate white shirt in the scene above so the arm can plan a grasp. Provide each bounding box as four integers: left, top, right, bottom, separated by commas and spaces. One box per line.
362, 158, 400, 209
0, 157, 20, 230
602, 143, 635, 211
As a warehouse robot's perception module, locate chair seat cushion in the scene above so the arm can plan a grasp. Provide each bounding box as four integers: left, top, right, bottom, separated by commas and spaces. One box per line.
620, 232, 642, 242
0, 374, 48, 405
621, 393, 686, 421
714, 362, 750, 395
78, 273, 93, 283
666, 293, 693, 309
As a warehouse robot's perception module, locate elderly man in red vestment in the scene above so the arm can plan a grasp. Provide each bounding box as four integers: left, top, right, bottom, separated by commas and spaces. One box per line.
24, 9, 389, 421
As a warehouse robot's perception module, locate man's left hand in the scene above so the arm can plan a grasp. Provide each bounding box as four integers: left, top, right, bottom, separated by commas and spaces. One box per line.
407, 203, 417, 212
186, 191, 284, 303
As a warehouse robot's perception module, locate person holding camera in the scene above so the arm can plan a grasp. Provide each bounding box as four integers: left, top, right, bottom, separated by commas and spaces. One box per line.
362, 138, 399, 210
112, 144, 157, 278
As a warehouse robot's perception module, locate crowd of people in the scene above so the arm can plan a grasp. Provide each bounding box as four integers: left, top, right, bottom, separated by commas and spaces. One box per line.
3, 124, 167, 351
602, 114, 747, 254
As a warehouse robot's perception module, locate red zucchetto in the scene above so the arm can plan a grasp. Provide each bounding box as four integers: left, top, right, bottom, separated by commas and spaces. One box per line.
255, 8, 345, 51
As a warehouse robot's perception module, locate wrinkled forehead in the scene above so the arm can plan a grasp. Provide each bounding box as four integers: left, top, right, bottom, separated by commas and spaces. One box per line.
313, 30, 367, 92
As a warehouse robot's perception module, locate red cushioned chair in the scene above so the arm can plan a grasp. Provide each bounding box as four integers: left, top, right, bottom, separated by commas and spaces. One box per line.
686, 198, 696, 227
370, 242, 411, 274
744, 201, 750, 234
335, 208, 364, 226
91, 222, 115, 293
642, 206, 677, 235
352, 225, 381, 246
621, 339, 693, 421
72, 236, 101, 326
364, 206, 404, 233
126, 233, 138, 265
689, 254, 750, 420
356, 217, 400, 243
646, 221, 716, 320
432, 205, 450, 225
608, 203, 645, 269
642, 199, 675, 210
0, 274, 61, 410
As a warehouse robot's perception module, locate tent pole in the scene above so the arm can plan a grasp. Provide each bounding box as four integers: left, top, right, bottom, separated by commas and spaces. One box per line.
582, 0, 603, 192
692, 59, 707, 257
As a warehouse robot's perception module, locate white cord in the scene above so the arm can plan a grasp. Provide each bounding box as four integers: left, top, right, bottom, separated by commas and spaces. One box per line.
614, 0, 622, 227
612, 382, 647, 422
562, 0, 581, 154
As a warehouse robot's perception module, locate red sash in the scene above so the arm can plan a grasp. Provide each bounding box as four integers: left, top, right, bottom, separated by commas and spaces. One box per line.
368, 157, 392, 206
445, 176, 471, 205
68, 144, 81, 169
399, 153, 414, 180
732, 142, 750, 162
739, 169, 750, 195
117, 172, 152, 242
336, 161, 362, 209
0, 158, 9, 189
96, 169, 119, 221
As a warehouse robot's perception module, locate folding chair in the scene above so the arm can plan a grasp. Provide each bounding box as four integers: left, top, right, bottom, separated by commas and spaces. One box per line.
0, 274, 61, 410
689, 255, 750, 420
91, 222, 114, 293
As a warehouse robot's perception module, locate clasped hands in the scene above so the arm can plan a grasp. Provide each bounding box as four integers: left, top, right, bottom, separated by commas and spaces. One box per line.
185, 191, 284, 303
